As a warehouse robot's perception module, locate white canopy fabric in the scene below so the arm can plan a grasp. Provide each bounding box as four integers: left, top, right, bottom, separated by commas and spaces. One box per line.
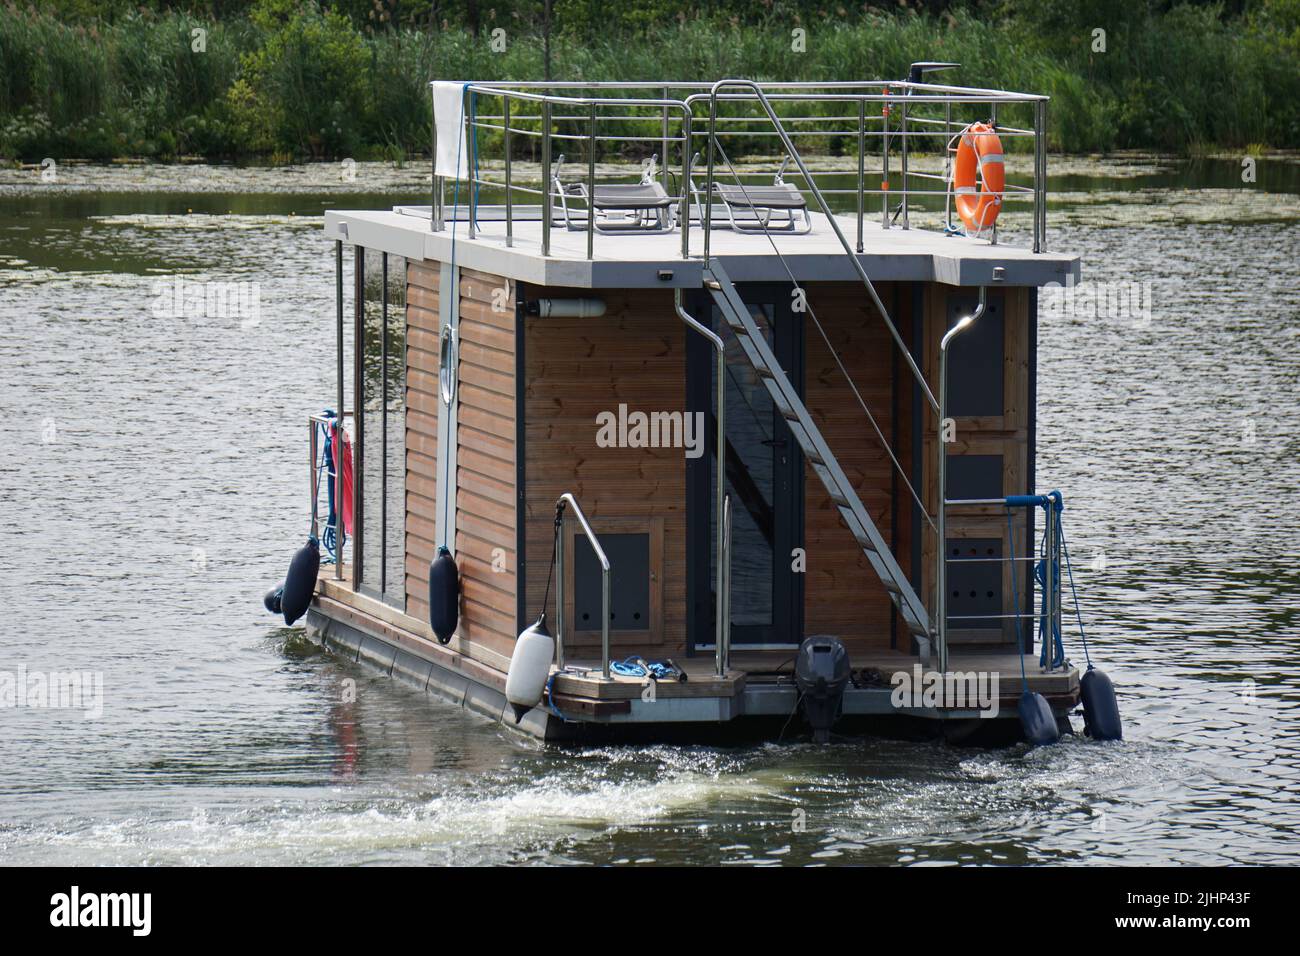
431, 81, 470, 181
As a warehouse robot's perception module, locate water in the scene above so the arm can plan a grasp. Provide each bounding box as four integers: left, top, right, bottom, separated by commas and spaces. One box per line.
1, 156, 1298, 865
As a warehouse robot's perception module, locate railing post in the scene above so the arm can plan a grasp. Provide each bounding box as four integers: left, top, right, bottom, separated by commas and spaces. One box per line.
380, 252, 388, 596
1054, 501, 1063, 665
719, 495, 732, 677
465, 87, 476, 240
334, 239, 344, 580
555, 513, 566, 669
680, 112, 692, 259
944, 100, 952, 230
308, 416, 318, 540
1044, 497, 1055, 671
587, 101, 596, 260
936, 344, 949, 671
881, 87, 890, 229
1034, 100, 1047, 253
856, 98, 865, 253
601, 557, 611, 680
504, 95, 513, 248
541, 100, 552, 257
704, 95, 717, 264
900, 94, 910, 230
661, 86, 671, 193
989, 102, 997, 246
430, 89, 439, 232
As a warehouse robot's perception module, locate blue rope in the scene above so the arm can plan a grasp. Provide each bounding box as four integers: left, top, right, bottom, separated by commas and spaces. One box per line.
1058, 520, 1093, 669
543, 672, 569, 722
609, 656, 676, 680
1034, 499, 1066, 670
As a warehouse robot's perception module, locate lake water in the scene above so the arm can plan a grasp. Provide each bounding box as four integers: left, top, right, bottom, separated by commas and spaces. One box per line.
1, 156, 1297, 865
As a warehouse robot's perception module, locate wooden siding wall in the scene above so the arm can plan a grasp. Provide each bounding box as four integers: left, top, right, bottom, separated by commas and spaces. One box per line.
920, 284, 1031, 646
404, 261, 440, 623
453, 269, 518, 662
801, 282, 905, 652
403, 264, 518, 667
523, 289, 687, 655
399, 270, 1028, 666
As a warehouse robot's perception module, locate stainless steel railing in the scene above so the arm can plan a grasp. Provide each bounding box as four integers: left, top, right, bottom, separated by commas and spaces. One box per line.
429, 78, 1050, 256
720, 494, 733, 678
936, 287, 988, 670
673, 290, 731, 676
941, 494, 1064, 675
553, 492, 612, 679
308, 410, 353, 570
429, 78, 1052, 668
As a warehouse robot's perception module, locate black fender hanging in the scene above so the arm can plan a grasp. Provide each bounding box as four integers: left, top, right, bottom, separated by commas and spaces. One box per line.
1017, 690, 1060, 746
280, 536, 321, 626
428, 545, 459, 645
1080, 666, 1123, 741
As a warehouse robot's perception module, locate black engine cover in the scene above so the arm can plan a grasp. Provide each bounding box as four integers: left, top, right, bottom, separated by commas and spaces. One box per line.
794, 636, 851, 743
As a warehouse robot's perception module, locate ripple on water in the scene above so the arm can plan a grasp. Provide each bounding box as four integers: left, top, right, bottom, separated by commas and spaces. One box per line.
1, 160, 1298, 865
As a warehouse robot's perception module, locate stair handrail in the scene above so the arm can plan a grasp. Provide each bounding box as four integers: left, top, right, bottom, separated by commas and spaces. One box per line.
937, 286, 987, 671
696, 84, 937, 542
674, 290, 730, 673
554, 492, 612, 679
704, 79, 939, 413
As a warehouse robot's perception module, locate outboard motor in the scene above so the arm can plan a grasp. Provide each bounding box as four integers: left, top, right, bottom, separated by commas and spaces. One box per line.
1080, 666, 1123, 741
794, 636, 851, 743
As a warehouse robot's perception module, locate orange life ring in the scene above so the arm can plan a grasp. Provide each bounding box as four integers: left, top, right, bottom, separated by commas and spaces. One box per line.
952, 122, 1004, 234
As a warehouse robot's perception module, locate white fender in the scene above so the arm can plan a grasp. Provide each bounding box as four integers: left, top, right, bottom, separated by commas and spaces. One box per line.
505, 616, 555, 711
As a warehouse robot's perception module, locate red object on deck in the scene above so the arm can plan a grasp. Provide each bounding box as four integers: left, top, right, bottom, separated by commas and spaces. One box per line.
333, 422, 354, 537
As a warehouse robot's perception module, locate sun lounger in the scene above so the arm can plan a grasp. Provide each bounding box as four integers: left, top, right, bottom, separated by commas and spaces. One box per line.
552, 155, 676, 233
690, 155, 813, 234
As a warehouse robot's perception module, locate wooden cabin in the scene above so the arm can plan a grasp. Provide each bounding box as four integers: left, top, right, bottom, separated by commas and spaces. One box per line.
303, 79, 1083, 742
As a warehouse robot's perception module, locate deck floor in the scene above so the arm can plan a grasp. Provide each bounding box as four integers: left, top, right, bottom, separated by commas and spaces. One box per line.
555, 649, 1078, 700
325, 206, 1079, 289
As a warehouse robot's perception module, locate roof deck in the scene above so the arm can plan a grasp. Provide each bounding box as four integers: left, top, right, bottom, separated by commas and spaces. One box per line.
324, 77, 1079, 290
324, 206, 1079, 289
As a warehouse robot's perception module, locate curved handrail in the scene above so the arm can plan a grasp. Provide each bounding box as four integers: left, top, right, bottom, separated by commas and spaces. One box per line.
555, 493, 612, 679
676, 290, 738, 671
936, 286, 987, 671
702, 79, 938, 412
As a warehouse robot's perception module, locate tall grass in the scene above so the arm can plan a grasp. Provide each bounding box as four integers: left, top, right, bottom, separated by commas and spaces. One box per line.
1, 3, 1296, 161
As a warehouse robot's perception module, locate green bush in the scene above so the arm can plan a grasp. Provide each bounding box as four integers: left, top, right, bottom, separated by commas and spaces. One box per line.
0, 0, 1297, 161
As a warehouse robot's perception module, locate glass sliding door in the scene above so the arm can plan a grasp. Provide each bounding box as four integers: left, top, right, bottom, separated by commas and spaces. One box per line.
382, 257, 406, 609
690, 284, 804, 648
356, 249, 406, 610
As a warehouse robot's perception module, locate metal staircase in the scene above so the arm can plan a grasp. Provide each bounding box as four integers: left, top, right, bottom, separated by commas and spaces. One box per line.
704, 260, 933, 647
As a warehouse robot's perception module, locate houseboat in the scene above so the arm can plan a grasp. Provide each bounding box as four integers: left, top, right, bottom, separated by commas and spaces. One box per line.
267, 73, 1121, 745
